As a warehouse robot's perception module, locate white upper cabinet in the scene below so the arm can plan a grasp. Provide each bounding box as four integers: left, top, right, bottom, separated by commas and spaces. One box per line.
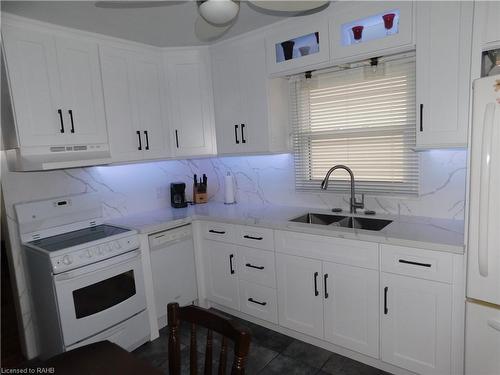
2, 25, 108, 147
266, 15, 330, 76
211, 35, 289, 155
415, 1, 473, 149
329, 1, 414, 64
164, 49, 216, 157
56, 37, 108, 145
100, 46, 169, 162
475, 1, 500, 48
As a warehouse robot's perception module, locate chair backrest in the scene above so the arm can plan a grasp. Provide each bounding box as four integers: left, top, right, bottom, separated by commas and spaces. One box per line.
167, 303, 251, 375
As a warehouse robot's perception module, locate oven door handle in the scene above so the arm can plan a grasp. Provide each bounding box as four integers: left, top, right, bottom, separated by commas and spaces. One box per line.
54, 249, 141, 281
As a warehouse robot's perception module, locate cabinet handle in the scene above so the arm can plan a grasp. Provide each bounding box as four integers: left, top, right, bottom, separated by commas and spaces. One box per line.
243, 235, 263, 241
324, 274, 329, 299
58, 109, 65, 133
398, 259, 431, 268
208, 229, 225, 234
175, 130, 179, 148
68, 109, 75, 133
241, 123, 246, 144
229, 254, 235, 275
313, 272, 319, 296
419, 104, 424, 132
248, 298, 267, 306
136, 130, 142, 150
234, 124, 240, 144
384, 286, 388, 315
144, 130, 149, 150
245, 263, 264, 270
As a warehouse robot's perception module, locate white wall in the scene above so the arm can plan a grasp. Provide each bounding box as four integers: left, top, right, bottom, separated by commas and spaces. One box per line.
1, 149, 466, 358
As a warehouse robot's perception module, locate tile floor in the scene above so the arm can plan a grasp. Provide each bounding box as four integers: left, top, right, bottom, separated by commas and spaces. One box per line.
134, 312, 392, 375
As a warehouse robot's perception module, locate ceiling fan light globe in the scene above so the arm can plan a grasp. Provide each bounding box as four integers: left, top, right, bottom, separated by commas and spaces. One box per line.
198, 0, 239, 25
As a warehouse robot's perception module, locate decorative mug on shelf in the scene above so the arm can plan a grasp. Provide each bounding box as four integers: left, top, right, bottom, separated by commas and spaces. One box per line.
281, 40, 295, 60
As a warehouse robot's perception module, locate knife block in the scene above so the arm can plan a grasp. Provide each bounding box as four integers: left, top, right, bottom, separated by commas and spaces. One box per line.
193, 185, 208, 204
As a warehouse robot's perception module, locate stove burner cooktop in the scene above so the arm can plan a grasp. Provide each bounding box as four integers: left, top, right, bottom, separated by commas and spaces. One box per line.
29, 224, 131, 252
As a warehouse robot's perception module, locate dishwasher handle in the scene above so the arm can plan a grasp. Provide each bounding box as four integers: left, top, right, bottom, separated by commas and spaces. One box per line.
149, 225, 192, 249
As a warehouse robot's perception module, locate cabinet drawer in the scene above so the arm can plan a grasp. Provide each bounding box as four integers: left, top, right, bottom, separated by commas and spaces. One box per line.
235, 225, 274, 251
380, 244, 453, 283
275, 230, 379, 270
239, 280, 278, 324
237, 246, 276, 288
202, 222, 235, 243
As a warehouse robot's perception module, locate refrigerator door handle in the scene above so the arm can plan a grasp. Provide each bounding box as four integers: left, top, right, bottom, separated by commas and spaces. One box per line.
478, 103, 496, 277
487, 319, 500, 332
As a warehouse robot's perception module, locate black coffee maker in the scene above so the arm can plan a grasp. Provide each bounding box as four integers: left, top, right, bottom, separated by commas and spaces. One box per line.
170, 182, 187, 208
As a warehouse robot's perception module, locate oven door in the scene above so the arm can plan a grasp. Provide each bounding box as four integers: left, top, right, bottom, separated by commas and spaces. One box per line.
54, 249, 146, 347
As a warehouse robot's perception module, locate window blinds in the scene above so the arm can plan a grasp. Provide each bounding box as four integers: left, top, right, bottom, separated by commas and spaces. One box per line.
290, 54, 418, 195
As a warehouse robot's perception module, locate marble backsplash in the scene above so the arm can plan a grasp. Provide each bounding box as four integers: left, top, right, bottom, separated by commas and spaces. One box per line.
1, 149, 466, 358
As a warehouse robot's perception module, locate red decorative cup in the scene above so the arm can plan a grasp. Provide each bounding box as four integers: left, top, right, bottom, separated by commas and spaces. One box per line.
382, 13, 396, 31
352, 25, 364, 41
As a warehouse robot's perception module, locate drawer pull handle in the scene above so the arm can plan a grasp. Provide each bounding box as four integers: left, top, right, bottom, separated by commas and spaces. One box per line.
248, 298, 266, 306
398, 259, 432, 268
209, 230, 225, 234
243, 235, 263, 240
314, 272, 319, 296
229, 254, 235, 274
245, 263, 264, 270
324, 274, 329, 299
384, 286, 388, 315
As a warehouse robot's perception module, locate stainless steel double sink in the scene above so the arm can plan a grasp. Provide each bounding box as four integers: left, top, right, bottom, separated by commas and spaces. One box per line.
289, 212, 392, 231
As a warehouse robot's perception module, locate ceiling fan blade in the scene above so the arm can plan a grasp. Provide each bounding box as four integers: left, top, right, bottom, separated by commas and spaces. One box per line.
94, 1, 185, 9
194, 14, 233, 42
248, 0, 329, 13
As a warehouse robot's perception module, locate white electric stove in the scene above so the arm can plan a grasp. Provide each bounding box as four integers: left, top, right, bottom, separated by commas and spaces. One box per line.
16, 193, 150, 359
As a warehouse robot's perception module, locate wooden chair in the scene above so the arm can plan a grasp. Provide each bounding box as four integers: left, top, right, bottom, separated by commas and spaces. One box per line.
167, 302, 251, 375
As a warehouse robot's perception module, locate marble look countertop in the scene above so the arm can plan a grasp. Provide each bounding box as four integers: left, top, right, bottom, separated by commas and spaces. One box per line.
108, 202, 465, 254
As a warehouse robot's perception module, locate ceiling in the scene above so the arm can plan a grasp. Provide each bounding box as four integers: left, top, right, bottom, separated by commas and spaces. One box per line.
1, 1, 292, 47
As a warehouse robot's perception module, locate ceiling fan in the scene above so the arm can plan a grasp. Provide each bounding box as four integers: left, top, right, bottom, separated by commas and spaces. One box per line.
94, 1, 329, 41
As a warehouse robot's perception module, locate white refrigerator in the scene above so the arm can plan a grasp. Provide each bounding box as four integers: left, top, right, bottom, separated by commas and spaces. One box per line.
465, 75, 500, 375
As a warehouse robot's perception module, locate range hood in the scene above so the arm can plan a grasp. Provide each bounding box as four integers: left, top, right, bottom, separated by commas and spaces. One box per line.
4, 145, 111, 171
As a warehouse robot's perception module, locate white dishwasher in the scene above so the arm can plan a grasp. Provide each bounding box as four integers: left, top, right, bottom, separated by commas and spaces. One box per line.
149, 224, 198, 328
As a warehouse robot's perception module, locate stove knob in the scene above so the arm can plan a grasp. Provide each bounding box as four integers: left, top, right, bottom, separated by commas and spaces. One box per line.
62, 255, 72, 265
113, 242, 121, 250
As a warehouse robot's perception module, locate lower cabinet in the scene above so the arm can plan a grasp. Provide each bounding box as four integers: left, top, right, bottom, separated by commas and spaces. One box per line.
276, 252, 380, 358
323, 262, 379, 358
380, 272, 453, 375
276, 253, 324, 338
203, 237, 278, 323
204, 240, 239, 310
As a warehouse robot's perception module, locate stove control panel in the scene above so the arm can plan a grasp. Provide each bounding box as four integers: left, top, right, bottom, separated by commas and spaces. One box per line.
52, 234, 140, 273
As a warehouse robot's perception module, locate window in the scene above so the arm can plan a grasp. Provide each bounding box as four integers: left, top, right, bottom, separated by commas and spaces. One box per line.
290, 54, 418, 195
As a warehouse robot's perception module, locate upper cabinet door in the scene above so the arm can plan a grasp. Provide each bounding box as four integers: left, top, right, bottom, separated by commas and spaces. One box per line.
100, 46, 144, 162
329, 1, 414, 64
131, 53, 169, 160
212, 35, 289, 155
56, 37, 108, 145
478, 1, 500, 47
211, 42, 245, 155
416, 1, 473, 149
237, 37, 269, 153
2, 25, 66, 146
166, 50, 215, 157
